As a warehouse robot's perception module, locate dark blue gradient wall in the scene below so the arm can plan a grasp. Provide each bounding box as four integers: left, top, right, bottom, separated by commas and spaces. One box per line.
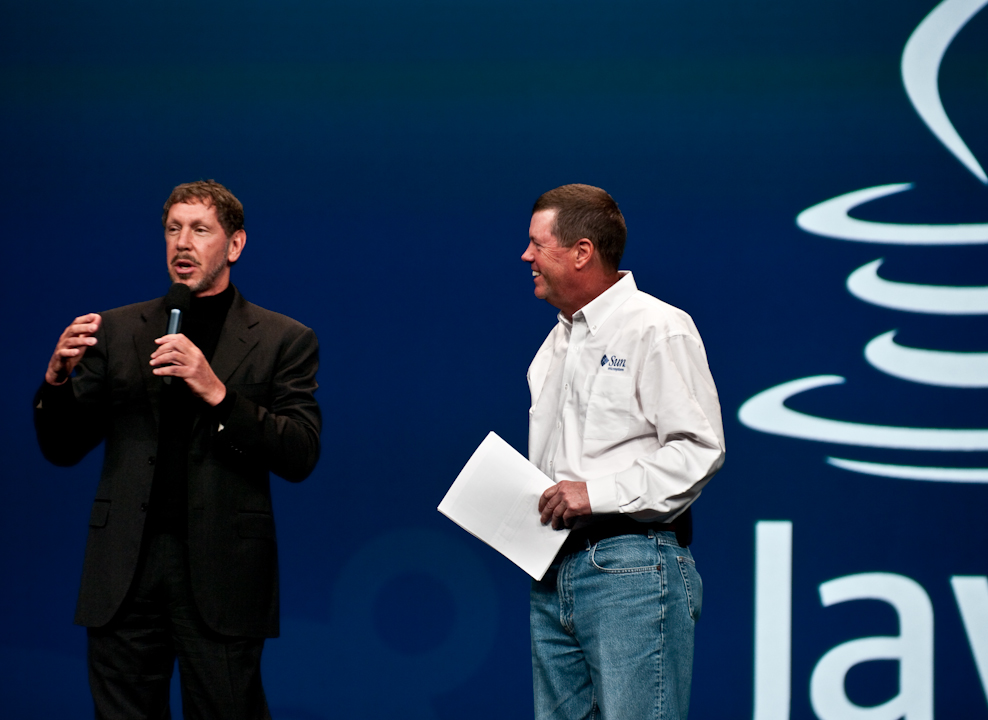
2, 1, 986, 717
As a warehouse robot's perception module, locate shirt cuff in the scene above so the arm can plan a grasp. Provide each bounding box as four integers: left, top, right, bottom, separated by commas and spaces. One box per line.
586, 474, 621, 514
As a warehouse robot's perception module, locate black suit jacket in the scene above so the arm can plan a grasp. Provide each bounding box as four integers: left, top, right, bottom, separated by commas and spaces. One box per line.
34, 287, 321, 638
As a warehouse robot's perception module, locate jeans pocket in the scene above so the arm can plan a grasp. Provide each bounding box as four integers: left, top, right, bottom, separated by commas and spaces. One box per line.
677, 555, 703, 621
589, 535, 660, 574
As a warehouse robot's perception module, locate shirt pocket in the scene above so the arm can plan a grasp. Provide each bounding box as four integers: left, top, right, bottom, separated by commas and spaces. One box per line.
584, 374, 633, 441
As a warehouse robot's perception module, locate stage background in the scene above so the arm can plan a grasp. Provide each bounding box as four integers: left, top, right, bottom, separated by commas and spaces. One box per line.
2, 0, 986, 717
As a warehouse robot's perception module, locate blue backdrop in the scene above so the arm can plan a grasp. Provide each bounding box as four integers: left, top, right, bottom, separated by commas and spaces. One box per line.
2, 0, 986, 717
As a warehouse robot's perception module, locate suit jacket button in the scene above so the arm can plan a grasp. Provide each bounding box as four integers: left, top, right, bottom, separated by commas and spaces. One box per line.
147, 456, 156, 466
140, 503, 148, 512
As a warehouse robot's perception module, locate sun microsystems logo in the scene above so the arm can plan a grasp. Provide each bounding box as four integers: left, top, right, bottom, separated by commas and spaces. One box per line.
601, 355, 627, 371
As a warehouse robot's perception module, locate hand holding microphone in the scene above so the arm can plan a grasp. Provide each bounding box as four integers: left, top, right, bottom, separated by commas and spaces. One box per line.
150, 282, 226, 406
160, 283, 191, 385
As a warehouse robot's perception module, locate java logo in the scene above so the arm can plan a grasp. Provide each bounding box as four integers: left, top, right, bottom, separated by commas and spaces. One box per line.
600, 354, 627, 371
739, 0, 988, 485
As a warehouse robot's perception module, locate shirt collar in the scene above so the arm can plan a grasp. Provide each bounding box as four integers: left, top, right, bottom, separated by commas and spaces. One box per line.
560, 271, 637, 336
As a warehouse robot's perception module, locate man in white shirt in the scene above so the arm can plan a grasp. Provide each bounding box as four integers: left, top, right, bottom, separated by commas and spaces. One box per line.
522, 184, 725, 720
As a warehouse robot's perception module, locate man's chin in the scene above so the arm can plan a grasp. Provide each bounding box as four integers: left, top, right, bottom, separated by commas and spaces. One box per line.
167, 274, 200, 293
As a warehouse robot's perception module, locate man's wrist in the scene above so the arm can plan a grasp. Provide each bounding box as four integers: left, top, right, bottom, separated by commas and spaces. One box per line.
45, 368, 69, 386
205, 382, 227, 407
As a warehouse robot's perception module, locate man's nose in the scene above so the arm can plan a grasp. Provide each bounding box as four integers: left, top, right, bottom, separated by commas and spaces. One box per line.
176, 229, 193, 249
521, 242, 535, 262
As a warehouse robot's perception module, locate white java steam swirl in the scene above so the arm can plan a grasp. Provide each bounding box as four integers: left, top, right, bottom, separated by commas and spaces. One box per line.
847, 259, 988, 314
796, 184, 988, 244
827, 457, 988, 482
864, 330, 988, 387
902, 0, 988, 184
738, 376, 988, 450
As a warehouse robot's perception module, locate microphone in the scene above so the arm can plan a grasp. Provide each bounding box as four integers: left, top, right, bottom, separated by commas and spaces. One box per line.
163, 283, 191, 385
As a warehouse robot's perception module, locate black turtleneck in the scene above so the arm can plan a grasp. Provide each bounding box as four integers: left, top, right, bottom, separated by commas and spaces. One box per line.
145, 284, 235, 537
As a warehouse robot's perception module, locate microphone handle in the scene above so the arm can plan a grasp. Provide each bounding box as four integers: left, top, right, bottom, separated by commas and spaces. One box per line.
163, 309, 182, 385
166, 308, 182, 335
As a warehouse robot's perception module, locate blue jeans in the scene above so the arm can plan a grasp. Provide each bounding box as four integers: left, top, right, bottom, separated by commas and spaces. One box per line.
530, 530, 702, 720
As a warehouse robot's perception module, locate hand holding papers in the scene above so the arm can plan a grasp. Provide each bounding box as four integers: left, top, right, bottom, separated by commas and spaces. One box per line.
438, 432, 569, 580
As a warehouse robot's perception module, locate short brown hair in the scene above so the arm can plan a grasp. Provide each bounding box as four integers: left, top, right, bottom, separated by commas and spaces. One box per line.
532, 184, 626, 271
162, 180, 244, 237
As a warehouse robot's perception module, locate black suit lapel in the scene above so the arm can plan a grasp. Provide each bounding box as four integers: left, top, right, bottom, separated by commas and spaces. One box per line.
190, 288, 258, 439
210, 287, 259, 385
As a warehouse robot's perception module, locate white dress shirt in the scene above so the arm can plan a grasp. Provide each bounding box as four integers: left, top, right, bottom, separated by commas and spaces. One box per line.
527, 271, 725, 521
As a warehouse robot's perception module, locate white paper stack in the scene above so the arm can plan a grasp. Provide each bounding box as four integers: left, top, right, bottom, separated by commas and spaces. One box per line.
438, 432, 570, 580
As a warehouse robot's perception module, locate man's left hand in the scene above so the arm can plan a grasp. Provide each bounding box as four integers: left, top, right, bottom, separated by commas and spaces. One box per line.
539, 481, 591, 529
150, 334, 226, 406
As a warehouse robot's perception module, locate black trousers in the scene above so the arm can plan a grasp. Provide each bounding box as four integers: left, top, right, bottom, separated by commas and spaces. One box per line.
87, 533, 271, 720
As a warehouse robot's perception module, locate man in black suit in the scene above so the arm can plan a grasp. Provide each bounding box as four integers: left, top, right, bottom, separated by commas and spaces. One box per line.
34, 180, 321, 719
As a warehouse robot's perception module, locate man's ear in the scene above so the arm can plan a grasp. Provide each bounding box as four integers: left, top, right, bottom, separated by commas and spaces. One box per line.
227, 229, 246, 264
573, 238, 595, 269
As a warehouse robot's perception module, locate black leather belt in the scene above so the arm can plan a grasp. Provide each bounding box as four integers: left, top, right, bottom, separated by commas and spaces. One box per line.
556, 507, 692, 559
